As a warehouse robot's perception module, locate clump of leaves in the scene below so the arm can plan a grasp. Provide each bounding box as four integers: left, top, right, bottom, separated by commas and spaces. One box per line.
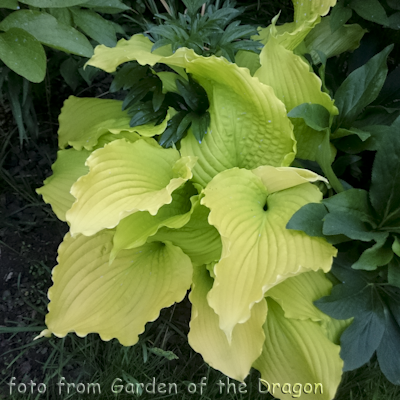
107, 0, 263, 148
147, 0, 262, 62
110, 61, 210, 147
288, 41, 400, 385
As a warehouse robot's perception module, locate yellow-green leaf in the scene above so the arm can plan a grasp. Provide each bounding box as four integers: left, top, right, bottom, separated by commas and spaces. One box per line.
66, 139, 196, 236
253, 299, 342, 400
86, 34, 176, 73
266, 270, 351, 344
254, 36, 338, 161
45, 231, 192, 346
188, 265, 267, 381
180, 55, 296, 186
36, 148, 90, 221
111, 182, 197, 261
58, 96, 132, 150
202, 167, 336, 339
150, 196, 222, 267
58, 96, 168, 150
255, 0, 337, 51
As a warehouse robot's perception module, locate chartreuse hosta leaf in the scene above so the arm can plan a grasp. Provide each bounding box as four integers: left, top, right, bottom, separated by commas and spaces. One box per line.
36, 149, 90, 221
85, 34, 177, 73
235, 50, 261, 76
188, 265, 267, 382
66, 139, 197, 236
58, 96, 169, 150
266, 270, 351, 344
87, 35, 296, 186
255, 0, 337, 51
179, 55, 295, 186
202, 167, 337, 339
111, 182, 198, 262
254, 36, 338, 161
253, 299, 342, 400
43, 231, 192, 346
150, 196, 222, 267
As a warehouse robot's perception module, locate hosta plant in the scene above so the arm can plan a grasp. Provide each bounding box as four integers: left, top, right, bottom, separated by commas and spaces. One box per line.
35, 0, 375, 398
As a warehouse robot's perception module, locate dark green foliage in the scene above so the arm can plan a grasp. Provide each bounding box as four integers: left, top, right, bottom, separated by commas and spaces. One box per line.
289, 46, 400, 382
332, 44, 393, 130
147, 0, 262, 62
111, 60, 211, 147
288, 103, 331, 131
315, 254, 400, 385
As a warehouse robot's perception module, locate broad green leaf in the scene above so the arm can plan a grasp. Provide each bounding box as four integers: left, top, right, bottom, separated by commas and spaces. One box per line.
202, 167, 336, 339
389, 12, 400, 30
330, 1, 353, 32
349, 0, 389, 26
287, 103, 330, 131
18, 0, 89, 6
58, 96, 163, 150
316, 263, 387, 371
0, 28, 46, 83
305, 16, 366, 64
352, 237, 393, 270
111, 183, 197, 261
376, 305, 400, 385
393, 237, 400, 257
253, 299, 342, 400
71, 9, 117, 47
287, 202, 328, 237
180, 55, 295, 186
60, 58, 80, 91
388, 256, 400, 289
254, 36, 338, 161
48, 8, 73, 26
36, 149, 90, 222
66, 139, 196, 236
45, 231, 192, 346
323, 188, 377, 226
333, 45, 393, 130
1, 0, 19, 10
370, 127, 400, 228
0, 10, 93, 58
323, 212, 387, 242
83, 0, 130, 13
188, 265, 267, 382
150, 197, 222, 267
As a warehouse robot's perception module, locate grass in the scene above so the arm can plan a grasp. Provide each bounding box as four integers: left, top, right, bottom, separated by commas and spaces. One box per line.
1, 304, 277, 400
2, 295, 400, 400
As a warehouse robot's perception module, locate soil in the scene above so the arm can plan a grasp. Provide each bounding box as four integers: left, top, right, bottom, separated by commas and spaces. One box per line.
0, 99, 69, 395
